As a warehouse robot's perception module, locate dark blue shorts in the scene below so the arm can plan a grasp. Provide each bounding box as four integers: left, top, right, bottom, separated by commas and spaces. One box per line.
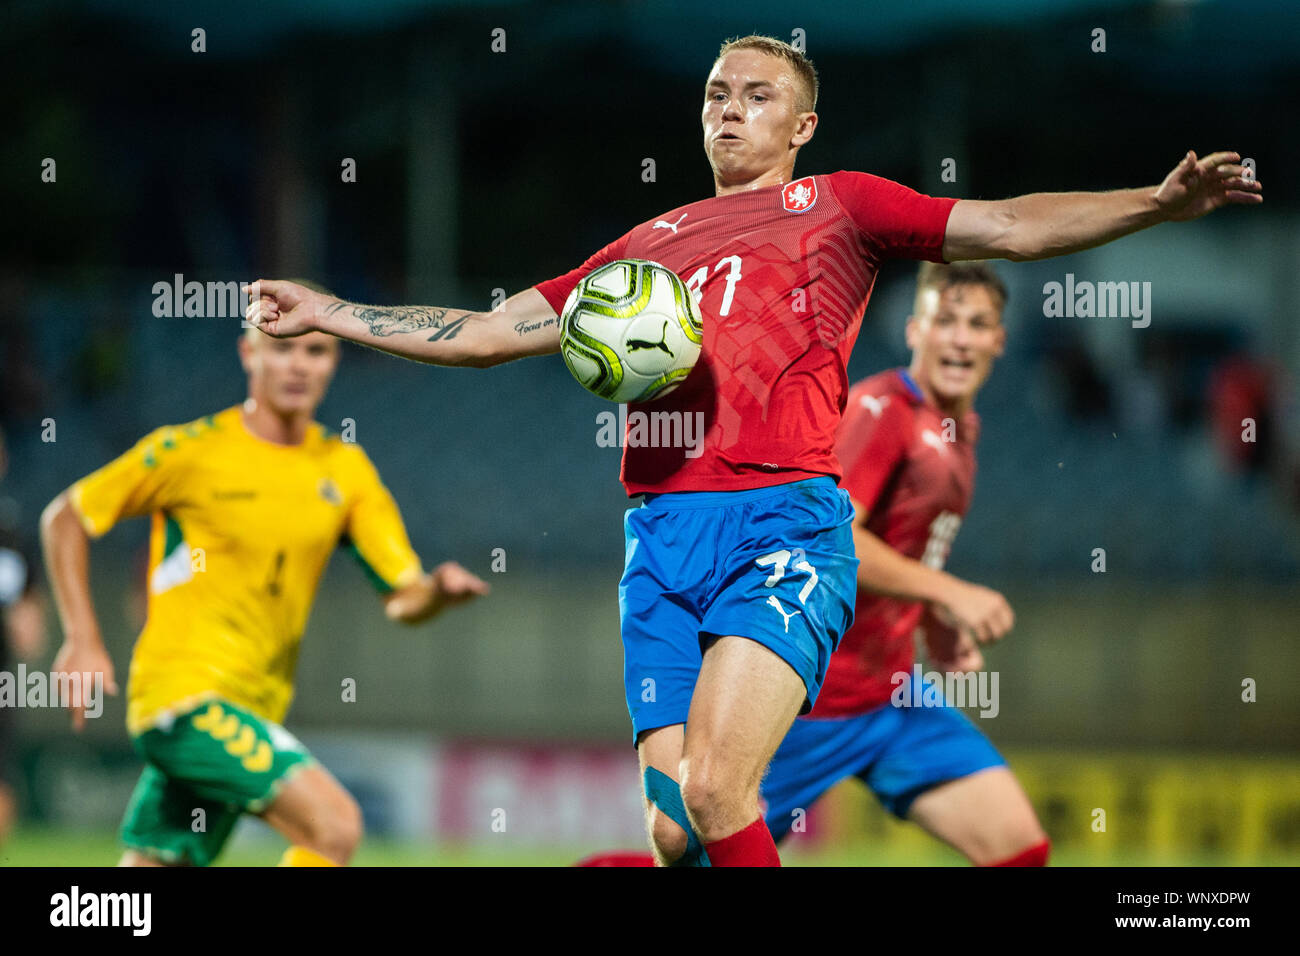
619, 476, 857, 741
761, 692, 1007, 840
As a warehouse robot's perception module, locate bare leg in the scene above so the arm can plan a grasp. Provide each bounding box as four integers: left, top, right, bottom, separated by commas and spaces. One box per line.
679, 635, 806, 843
906, 766, 1047, 865
259, 764, 364, 865
637, 724, 689, 865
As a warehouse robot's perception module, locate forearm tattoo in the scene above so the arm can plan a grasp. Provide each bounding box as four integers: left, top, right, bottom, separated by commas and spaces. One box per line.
514, 316, 558, 336
326, 300, 456, 337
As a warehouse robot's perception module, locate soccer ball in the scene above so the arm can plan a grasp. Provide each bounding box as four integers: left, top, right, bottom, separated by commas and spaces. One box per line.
559, 259, 703, 403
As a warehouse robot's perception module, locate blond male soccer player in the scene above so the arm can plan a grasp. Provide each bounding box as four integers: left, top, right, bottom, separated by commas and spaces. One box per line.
41, 319, 488, 866
245, 37, 1260, 865
579, 263, 1046, 868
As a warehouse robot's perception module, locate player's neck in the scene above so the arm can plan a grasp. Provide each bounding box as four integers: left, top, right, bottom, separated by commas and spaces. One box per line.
241, 398, 312, 446
714, 166, 795, 197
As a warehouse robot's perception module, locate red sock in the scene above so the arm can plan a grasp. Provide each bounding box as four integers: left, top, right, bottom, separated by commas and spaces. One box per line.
573, 851, 656, 867
703, 817, 781, 867
986, 838, 1051, 867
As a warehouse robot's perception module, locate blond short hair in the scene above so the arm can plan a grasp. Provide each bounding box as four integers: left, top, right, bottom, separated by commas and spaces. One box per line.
715, 35, 818, 113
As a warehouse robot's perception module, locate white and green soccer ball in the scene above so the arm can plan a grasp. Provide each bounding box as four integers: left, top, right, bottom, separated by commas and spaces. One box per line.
559, 259, 704, 403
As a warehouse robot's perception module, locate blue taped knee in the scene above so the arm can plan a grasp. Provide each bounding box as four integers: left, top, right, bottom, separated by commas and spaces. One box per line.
643, 766, 710, 867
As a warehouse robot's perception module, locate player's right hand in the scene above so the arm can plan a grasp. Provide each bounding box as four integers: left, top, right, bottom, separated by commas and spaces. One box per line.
51, 640, 119, 732
935, 579, 1014, 644
242, 279, 324, 337
920, 613, 984, 674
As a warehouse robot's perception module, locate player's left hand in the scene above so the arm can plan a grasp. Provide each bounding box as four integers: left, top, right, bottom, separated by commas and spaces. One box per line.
385, 561, 489, 623
1154, 150, 1262, 222
430, 560, 490, 608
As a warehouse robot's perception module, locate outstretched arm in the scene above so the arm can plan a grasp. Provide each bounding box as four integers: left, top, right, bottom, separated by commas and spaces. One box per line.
244, 282, 560, 369
943, 150, 1263, 262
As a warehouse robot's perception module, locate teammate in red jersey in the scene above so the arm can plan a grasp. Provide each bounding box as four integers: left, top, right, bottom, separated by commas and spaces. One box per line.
758, 261, 1049, 866
246, 35, 1261, 866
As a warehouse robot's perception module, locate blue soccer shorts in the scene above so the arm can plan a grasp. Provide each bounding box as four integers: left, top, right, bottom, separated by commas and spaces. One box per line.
761, 690, 1007, 841
619, 476, 858, 741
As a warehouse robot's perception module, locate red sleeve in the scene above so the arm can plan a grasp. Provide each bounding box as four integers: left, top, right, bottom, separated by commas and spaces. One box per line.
835, 386, 912, 514
533, 231, 634, 313
828, 170, 958, 263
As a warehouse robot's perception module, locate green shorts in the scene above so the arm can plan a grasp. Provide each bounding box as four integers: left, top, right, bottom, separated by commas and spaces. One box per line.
120, 698, 314, 866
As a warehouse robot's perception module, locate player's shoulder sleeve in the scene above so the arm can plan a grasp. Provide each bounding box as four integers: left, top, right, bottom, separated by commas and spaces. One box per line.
835, 376, 916, 514
532, 230, 635, 314
826, 170, 958, 263
335, 441, 423, 595
68, 418, 208, 539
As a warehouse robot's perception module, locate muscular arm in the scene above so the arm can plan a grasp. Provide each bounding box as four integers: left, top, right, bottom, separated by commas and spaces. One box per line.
942, 150, 1262, 263
943, 188, 1163, 263
39, 494, 101, 650
245, 283, 560, 369
850, 498, 953, 605
849, 498, 1013, 643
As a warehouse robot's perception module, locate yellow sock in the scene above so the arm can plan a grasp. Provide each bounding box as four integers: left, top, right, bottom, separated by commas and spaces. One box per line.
277, 846, 339, 867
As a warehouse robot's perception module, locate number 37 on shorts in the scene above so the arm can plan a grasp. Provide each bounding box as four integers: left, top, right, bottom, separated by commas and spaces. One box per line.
756, 547, 819, 633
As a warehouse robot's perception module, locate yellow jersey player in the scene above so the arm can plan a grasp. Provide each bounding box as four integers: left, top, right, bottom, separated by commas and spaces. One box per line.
39, 316, 489, 867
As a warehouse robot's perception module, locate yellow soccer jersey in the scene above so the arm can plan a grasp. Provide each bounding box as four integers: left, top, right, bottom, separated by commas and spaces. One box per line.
69, 405, 423, 734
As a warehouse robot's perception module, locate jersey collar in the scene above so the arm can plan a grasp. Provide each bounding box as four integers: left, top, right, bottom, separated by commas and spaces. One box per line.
896, 368, 926, 403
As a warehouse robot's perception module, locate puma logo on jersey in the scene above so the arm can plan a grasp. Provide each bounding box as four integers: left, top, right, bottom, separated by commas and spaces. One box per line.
766, 595, 802, 633
626, 321, 674, 357
921, 430, 949, 454
859, 393, 889, 418
652, 214, 688, 234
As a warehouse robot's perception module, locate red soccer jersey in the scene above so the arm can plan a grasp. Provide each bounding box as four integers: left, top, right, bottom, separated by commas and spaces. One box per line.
810, 368, 980, 717
534, 172, 957, 496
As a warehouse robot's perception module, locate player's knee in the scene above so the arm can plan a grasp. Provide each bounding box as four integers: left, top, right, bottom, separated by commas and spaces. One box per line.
678, 757, 741, 827
646, 807, 689, 864
329, 795, 365, 862
973, 813, 1049, 866
305, 792, 364, 864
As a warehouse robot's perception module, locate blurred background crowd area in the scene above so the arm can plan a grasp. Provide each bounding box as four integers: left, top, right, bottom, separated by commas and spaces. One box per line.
2, 1, 1297, 862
